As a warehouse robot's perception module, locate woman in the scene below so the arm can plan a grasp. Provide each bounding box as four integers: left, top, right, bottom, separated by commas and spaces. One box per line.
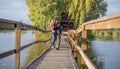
50, 20, 58, 50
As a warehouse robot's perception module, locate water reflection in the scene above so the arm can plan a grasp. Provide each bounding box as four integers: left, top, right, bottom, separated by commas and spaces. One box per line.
0, 55, 14, 69
88, 40, 120, 69
0, 30, 15, 53
0, 30, 35, 69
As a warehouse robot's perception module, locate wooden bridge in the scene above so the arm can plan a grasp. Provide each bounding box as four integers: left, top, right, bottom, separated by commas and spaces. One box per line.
0, 12, 120, 69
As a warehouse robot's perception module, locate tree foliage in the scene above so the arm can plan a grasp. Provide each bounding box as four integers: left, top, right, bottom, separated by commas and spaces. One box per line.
26, 0, 107, 28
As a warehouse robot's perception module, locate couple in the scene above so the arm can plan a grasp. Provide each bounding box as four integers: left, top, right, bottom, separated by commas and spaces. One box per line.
50, 19, 62, 50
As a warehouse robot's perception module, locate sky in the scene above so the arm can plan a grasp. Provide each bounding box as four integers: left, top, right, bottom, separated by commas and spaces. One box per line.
0, 0, 120, 25
0, 0, 32, 25
106, 0, 120, 15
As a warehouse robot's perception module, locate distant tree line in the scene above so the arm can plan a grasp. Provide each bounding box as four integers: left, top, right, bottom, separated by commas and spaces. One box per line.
0, 27, 14, 30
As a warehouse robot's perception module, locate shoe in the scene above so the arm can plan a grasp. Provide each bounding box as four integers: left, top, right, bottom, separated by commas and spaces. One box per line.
53, 48, 57, 50
56, 48, 59, 50
49, 46, 54, 49
51, 46, 54, 49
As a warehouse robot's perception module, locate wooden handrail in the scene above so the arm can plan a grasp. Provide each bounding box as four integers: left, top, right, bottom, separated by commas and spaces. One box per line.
0, 39, 52, 59
68, 12, 120, 69
76, 12, 120, 33
0, 18, 51, 33
0, 18, 52, 69
69, 37, 97, 69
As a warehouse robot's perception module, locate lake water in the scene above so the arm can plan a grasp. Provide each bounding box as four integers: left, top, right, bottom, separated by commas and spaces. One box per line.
0, 31, 120, 69
88, 40, 120, 69
0, 30, 35, 69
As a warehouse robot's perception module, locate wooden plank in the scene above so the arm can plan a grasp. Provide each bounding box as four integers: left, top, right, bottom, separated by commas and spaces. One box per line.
36, 48, 77, 69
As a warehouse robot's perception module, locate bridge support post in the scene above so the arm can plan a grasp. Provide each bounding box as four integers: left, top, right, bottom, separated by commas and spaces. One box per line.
15, 28, 21, 69
81, 29, 87, 69
35, 30, 39, 56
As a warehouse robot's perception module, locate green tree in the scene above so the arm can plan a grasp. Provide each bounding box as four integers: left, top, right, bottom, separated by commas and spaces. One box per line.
26, 0, 107, 28
68, 0, 107, 27
26, 0, 70, 29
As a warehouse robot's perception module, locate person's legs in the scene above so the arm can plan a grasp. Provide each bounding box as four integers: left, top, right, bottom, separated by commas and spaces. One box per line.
51, 32, 57, 47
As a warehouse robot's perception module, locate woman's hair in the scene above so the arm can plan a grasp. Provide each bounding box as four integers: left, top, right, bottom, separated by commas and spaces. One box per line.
50, 19, 55, 26
51, 19, 55, 23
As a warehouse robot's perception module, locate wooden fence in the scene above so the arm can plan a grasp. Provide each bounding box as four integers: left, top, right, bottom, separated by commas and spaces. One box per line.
0, 18, 52, 69
68, 12, 120, 69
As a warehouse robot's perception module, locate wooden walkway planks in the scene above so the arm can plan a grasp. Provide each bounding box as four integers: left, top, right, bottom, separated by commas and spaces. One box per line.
27, 36, 78, 69
36, 48, 77, 69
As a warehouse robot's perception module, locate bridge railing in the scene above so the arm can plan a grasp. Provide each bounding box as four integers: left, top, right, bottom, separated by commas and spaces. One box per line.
68, 12, 120, 69
0, 18, 52, 69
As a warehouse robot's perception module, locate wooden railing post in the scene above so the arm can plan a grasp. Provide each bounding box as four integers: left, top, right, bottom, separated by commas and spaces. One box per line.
75, 32, 78, 60
71, 31, 74, 53
81, 29, 87, 69
74, 31, 78, 61
68, 30, 72, 47
35, 30, 39, 56
44, 33, 46, 50
50, 32, 52, 47
15, 28, 21, 69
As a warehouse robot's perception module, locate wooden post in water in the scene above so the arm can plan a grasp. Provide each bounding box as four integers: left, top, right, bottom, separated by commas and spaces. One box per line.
81, 29, 87, 69
15, 28, 21, 69
35, 30, 39, 56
